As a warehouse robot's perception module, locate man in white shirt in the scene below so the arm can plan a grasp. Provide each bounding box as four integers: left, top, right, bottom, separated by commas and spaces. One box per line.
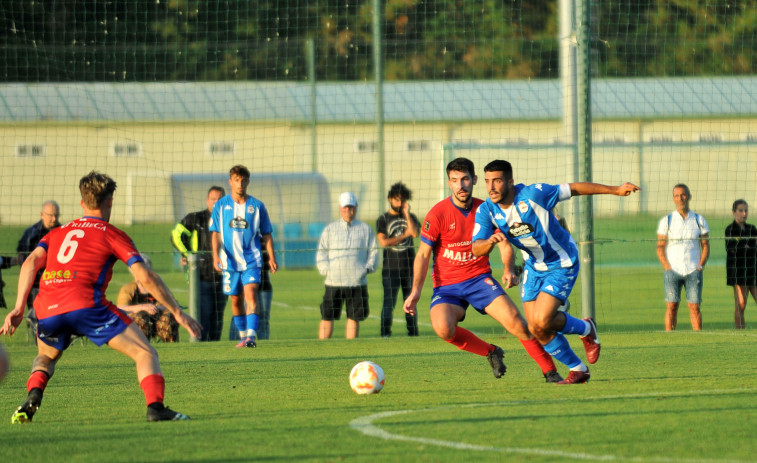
656, 184, 709, 331
316, 192, 378, 339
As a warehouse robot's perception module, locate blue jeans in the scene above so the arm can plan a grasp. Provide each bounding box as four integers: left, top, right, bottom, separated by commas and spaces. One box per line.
200, 279, 228, 341
257, 290, 273, 340
664, 269, 703, 304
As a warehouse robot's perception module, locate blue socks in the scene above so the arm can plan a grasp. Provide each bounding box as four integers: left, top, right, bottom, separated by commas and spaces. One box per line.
246, 313, 259, 339
233, 314, 260, 340
233, 315, 246, 340
561, 314, 589, 336
543, 333, 582, 369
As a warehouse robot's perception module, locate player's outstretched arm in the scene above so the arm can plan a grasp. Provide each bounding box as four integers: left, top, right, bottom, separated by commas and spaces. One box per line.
569, 182, 640, 197
403, 242, 432, 317
130, 261, 202, 339
471, 231, 507, 258
1, 247, 47, 336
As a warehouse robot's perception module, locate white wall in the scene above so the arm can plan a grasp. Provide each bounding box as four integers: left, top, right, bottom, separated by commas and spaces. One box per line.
1, 118, 755, 226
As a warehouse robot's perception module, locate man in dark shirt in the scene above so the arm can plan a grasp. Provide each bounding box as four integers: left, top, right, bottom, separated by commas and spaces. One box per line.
376, 183, 420, 337
0, 255, 19, 309
16, 200, 61, 330
171, 186, 227, 341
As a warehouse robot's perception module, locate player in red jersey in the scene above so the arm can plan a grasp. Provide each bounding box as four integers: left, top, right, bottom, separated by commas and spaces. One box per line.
1, 171, 202, 423
403, 158, 561, 382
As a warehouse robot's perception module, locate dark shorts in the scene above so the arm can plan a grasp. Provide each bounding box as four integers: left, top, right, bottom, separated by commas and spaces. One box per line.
320, 285, 369, 321
726, 262, 757, 287
37, 305, 132, 350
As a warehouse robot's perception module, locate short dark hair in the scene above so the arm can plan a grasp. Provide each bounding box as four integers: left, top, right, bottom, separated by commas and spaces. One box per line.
79, 171, 117, 209
229, 165, 250, 179
733, 199, 748, 212
387, 182, 412, 201
446, 157, 475, 178
483, 160, 513, 179
208, 185, 225, 197
673, 183, 690, 197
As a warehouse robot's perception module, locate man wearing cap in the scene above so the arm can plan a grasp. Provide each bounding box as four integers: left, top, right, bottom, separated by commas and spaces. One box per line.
316, 192, 378, 339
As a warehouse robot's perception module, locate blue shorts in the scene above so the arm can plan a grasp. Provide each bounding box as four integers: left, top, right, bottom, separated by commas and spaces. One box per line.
430, 274, 506, 315
520, 265, 578, 303
222, 268, 262, 296
37, 306, 132, 350
664, 269, 702, 304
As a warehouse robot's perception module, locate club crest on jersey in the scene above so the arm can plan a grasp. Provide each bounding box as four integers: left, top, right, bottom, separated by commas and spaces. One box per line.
517, 201, 529, 214
508, 222, 534, 237
484, 278, 495, 286
424, 221, 430, 231
247, 205, 255, 214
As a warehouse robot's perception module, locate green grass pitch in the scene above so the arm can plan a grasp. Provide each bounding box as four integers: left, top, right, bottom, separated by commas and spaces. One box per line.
1, 220, 756, 462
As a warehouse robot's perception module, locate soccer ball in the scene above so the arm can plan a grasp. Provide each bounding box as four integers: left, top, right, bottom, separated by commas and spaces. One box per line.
0, 343, 9, 383
349, 361, 385, 395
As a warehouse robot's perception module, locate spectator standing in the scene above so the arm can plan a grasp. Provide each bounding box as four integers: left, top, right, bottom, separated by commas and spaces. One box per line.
256, 249, 274, 339
376, 182, 420, 337
171, 186, 227, 341
317, 192, 378, 339
117, 254, 180, 343
210, 165, 277, 348
656, 184, 709, 331
17, 200, 61, 331
0, 255, 19, 309
725, 199, 757, 329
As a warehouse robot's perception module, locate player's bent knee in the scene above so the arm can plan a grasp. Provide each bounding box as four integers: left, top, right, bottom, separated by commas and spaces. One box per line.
528, 322, 551, 340
432, 324, 454, 341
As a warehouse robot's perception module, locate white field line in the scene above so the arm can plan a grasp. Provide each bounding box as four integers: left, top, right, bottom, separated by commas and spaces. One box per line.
349, 388, 756, 463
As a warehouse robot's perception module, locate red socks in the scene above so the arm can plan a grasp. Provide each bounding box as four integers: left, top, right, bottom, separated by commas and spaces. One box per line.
27, 370, 50, 392
520, 338, 557, 374
140, 374, 165, 407
446, 329, 558, 373
445, 327, 494, 357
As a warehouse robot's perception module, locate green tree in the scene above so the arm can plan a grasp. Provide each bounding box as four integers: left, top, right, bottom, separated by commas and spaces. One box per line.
595, 0, 757, 77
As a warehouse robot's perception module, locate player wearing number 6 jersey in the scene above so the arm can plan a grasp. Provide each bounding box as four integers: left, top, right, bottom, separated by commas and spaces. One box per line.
471, 160, 639, 384
1, 171, 202, 423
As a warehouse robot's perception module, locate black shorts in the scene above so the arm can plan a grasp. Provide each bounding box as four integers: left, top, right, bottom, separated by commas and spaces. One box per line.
320, 285, 369, 321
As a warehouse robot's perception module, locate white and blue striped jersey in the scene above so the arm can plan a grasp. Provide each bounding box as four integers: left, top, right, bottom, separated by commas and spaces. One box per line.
472, 183, 578, 272
209, 195, 272, 271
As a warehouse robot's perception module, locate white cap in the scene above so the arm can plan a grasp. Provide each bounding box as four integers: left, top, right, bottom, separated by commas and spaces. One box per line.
339, 191, 357, 208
